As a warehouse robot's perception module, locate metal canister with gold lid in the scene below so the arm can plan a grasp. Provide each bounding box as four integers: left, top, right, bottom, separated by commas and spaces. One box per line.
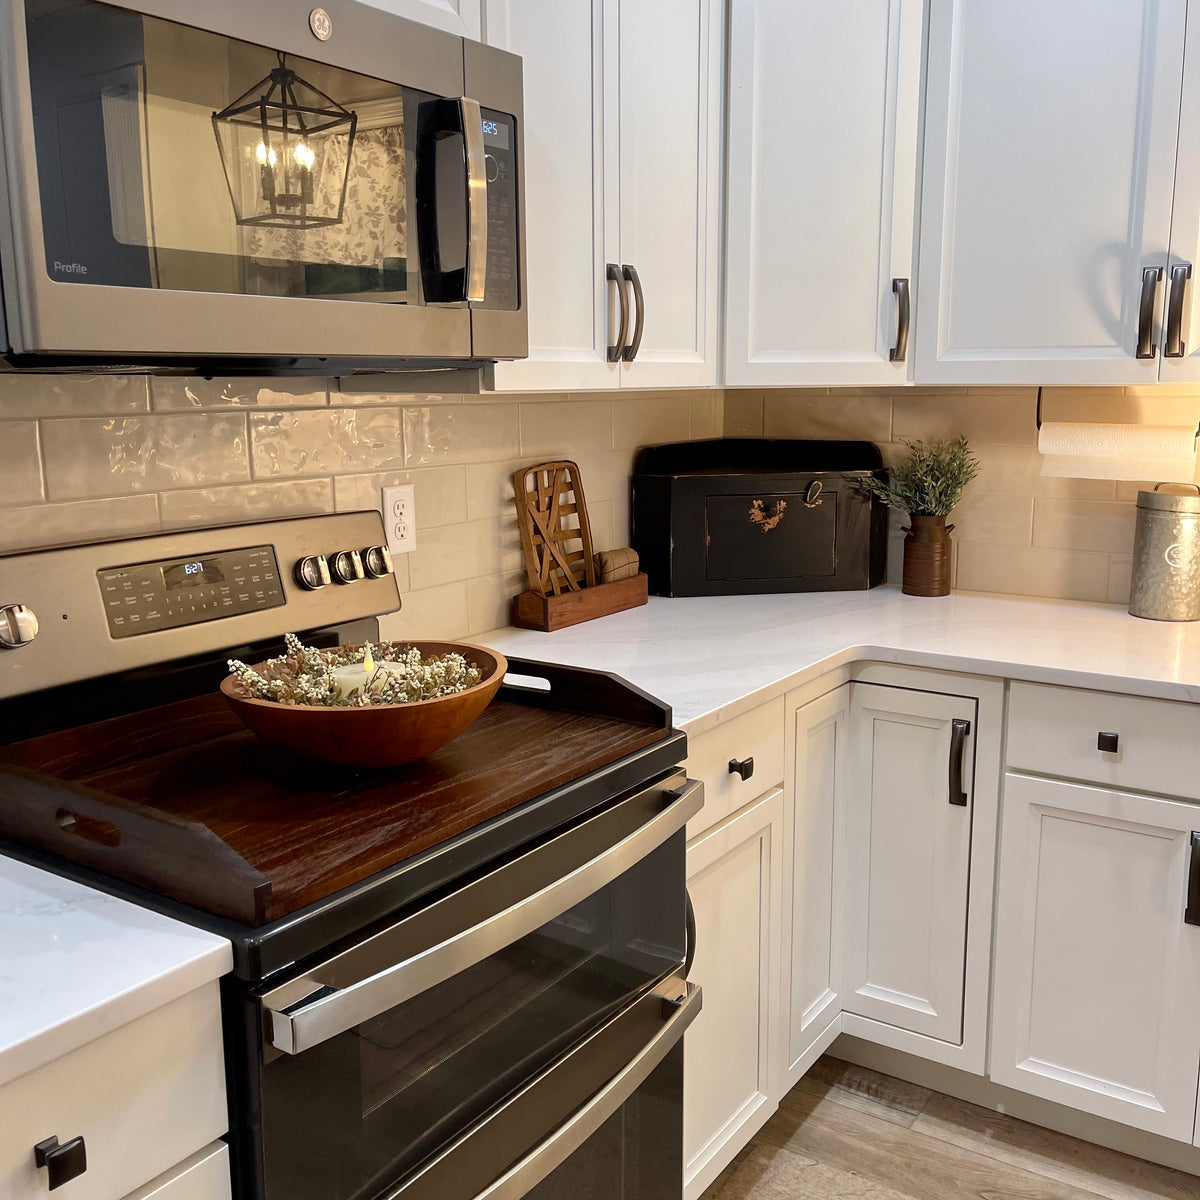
1128, 483, 1200, 621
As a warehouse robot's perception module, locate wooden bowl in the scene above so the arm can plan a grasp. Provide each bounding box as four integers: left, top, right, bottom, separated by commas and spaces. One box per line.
220, 642, 507, 768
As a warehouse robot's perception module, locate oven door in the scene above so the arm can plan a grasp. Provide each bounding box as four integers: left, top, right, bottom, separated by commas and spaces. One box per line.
252, 771, 702, 1200
0, 0, 522, 365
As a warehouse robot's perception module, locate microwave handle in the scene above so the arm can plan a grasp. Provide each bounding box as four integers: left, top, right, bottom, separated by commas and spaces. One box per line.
416, 96, 488, 303
263, 775, 703, 1055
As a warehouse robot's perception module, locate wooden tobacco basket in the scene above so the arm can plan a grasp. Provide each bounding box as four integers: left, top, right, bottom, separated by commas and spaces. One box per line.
511, 459, 648, 632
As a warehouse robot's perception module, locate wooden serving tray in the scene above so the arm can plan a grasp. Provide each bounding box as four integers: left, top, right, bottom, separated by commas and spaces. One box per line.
0, 663, 671, 927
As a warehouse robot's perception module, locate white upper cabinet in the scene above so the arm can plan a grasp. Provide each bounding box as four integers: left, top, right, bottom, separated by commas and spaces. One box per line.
723, 0, 924, 386
915, 0, 1191, 385
1162, 16, 1200, 384
485, 0, 721, 391
358, 0, 481, 39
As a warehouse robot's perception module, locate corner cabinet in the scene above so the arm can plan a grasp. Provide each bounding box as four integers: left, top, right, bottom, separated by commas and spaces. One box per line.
915, 0, 1197, 384
723, 0, 924, 386
483, 0, 722, 391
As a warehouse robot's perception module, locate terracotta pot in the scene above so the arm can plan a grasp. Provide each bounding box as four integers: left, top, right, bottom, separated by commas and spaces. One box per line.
220, 642, 507, 768
902, 515, 954, 597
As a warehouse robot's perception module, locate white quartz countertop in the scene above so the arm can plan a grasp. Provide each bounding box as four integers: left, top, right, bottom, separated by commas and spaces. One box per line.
0, 856, 231, 1087
480, 585, 1200, 736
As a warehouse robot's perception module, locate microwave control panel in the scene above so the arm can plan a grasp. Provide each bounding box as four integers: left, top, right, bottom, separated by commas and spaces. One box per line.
98, 544, 284, 639
481, 108, 519, 311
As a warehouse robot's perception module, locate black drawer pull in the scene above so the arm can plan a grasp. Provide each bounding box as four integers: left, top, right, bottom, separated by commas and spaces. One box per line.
728, 757, 754, 781
1185, 833, 1200, 927
34, 1136, 87, 1191
1097, 731, 1119, 753
948, 719, 970, 806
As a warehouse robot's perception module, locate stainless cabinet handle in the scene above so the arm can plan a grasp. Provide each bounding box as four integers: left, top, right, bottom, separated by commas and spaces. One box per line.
1137, 266, 1163, 359
889, 277, 909, 363
473, 983, 702, 1200
1164, 263, 1192, 358
621, 264, 645, 361
1186, 832, 1200, 926
606, 263, 628, 362
948, 718, 970, 806
263, 774, 703, 1054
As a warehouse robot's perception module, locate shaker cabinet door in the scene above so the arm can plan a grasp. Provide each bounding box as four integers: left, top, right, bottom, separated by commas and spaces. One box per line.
991, 773, 1200, 1141
683, 789, 783, 1200
915, 0, 1188, 384
483, 0, 620, 391
723, 0, 924, 386
615, 0, 722, 388
841, 683, 976, 1044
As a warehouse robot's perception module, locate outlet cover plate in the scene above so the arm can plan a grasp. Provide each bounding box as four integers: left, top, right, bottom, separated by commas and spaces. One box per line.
381, 483, 416, 554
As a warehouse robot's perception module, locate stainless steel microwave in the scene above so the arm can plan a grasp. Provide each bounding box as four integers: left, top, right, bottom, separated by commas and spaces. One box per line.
0, 0, 526, 374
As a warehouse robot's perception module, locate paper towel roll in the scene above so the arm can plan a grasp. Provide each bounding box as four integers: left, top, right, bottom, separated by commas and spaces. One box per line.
1038, 422, 1198, 482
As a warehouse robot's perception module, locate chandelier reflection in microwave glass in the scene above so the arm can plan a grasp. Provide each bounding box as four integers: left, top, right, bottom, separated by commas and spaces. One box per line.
211, 53, 358, 229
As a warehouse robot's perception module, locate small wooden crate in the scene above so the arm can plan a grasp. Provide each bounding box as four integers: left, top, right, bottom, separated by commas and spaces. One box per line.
512, 573, 649, 632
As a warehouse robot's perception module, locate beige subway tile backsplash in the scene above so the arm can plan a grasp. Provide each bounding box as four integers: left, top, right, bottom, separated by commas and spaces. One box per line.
893, 387, 1037, 445
955, 542, 1111, 603
520, 399, 613, 457
948, 493, 1034, 547
0, 495, 161, 552
403, 404, 520, 467
41, 413, 250, 499
764, 389, 892, 442
249, 408, 402, 478
159, 479, 333, 528
0, 422, 43, 506
1032, 496, 1138, 554
613, 392, 692, 449
334, 466, 469, 528
0, 373, 149, 417
153, 377, 329, 410
723, 390, 764, 437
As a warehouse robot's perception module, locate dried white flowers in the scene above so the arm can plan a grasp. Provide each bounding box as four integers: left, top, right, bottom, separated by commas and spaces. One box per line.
228, 633, 483, 707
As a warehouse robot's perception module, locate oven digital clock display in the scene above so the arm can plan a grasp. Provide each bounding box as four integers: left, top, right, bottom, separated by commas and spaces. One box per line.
162, 558, 225, 590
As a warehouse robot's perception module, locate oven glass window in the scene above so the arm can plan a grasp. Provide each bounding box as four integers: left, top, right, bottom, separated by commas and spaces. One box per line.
26, 0, 436, 304
257, 835, 685, 1200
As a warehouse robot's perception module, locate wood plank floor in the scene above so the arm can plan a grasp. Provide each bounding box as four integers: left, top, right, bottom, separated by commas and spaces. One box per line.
704, 1057, 1200, 1200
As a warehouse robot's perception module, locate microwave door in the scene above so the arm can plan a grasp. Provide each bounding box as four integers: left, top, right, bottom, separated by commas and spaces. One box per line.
0, 0, 475, 365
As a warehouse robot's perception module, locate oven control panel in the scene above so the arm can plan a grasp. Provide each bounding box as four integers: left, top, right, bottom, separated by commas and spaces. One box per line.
99, 545, 285, 639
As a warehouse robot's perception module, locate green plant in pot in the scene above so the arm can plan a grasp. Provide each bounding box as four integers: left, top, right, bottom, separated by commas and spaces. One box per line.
860, 437, 979, 596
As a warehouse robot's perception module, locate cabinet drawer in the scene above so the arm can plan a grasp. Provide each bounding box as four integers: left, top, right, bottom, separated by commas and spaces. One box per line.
1007, 682, 1200, 800
124, 1142, 231, 1200
686, 697, 785, 837
1, 984, 227, 1200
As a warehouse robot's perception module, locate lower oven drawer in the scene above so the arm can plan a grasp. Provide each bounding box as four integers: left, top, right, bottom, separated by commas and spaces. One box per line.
0, 984, 226, 1200
248, 773, 703, 1200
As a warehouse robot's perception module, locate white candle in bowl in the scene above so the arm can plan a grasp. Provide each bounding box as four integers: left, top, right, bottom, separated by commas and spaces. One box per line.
331, 645, 393, 701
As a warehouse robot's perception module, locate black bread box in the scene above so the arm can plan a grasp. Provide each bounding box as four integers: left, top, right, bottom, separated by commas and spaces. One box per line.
632, 439, 888, 597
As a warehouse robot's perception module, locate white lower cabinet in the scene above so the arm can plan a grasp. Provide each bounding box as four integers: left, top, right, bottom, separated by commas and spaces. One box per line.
123, 1142, 231, 1200
683, 787, 783, 1200
783, 686, 848, 1086
991, 773, 1200, 1142
841, 682, 977, 1044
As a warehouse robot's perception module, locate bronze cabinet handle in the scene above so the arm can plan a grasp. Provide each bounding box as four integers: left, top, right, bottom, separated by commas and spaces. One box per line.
606, 263, 628, 362
948, 718, 970, 806
621, 265, 645, 362
1136, 266, 1163, 359
889, 277, 909, 363
1164, 263, 1192, 358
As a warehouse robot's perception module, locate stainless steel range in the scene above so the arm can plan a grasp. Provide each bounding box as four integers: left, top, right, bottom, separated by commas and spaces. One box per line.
0, 512, 702, 1200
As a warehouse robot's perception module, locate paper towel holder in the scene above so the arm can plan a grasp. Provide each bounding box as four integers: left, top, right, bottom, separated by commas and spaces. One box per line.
1035, 386, 1200, 443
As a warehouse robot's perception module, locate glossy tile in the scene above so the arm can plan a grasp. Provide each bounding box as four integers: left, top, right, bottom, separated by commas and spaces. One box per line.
1033, 497, 1137, 554
403, 404, 520, 466
406, 519, 521, 591
378, 581, 469, 641
893, 388, 1037, 446
1108, 555, 1134, 606
152, 377, 328, 410
466, 574, 516, 636
0, 374, 149, 417
0, 422, 43, 506
971, 444, 1117, 500
690, 391, 724, 439
159, 480, 333, 527
724, 390, 765, 437
955, 542, 1111, 602
613, 392, 693, 449
949, 493, 1034, 547
0, 495, 160, 553
519, 399, 614, 456
1042, 386, 1200, 427
249, 409, 402, 478
766, 389, 893, 442
464, 458, 526, 522
333, 466, 468, 528
41, 414, 249, 499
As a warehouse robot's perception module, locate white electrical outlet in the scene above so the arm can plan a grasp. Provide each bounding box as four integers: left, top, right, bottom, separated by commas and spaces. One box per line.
380, 484, 416, 553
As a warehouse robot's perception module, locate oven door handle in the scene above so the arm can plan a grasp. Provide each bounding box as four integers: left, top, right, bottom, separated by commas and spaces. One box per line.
473, 982, 702, 1200
262, 775, 703, 1055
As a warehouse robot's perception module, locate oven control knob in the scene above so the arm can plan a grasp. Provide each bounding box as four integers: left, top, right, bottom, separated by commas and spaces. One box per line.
361, 545, 394, 579
294, 555, 331, 591
332, 549, 365, 584
0, 604, 38, 649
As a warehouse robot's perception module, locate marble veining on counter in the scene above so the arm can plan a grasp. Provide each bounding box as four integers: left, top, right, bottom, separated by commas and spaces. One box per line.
480, 585, 1200, 736
0, 856, 231, 1087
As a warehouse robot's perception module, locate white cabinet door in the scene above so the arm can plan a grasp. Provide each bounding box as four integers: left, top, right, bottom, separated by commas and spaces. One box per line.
916, 0, 1188, 384
359, 0, 481, 39
615, 0, 721, 388
484, 0, 620, 391
842, 683, 975, 1044
723, 0, 923, 386
991, 774, 1200, 1141
684, 788, 783, 1200
1161, 17, 1200, 384
783, 686, 847, 1087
